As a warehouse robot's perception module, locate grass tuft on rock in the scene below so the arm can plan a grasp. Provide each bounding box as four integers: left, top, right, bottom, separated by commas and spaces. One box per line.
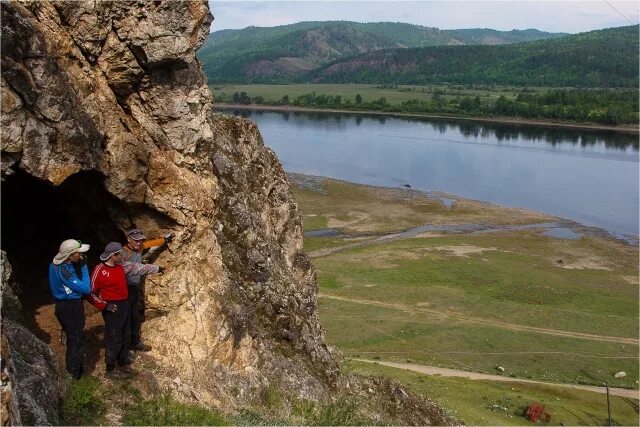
62, 376, 107, 425
123, 392, 228, 426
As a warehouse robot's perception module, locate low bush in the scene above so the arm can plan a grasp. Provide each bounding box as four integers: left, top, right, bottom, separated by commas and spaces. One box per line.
62, 377, 107, 425
123, 392, 228, 426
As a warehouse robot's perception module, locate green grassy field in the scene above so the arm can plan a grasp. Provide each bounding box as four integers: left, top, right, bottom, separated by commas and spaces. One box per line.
289, 175, 639, 394
211, 83, 546, 106
347, 361, 640, 426
316, 233, 638, 337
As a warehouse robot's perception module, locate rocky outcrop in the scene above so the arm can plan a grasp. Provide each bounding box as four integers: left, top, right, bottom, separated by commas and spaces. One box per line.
1, 252, 60, 426
1, 1, 452, 423
1, 252, 22, 323
2, 320, 61, 426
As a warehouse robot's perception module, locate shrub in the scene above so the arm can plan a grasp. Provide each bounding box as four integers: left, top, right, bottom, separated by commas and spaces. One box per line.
62, 377, 107, 425
123, 392, 228, 426
310, 398, 372, 426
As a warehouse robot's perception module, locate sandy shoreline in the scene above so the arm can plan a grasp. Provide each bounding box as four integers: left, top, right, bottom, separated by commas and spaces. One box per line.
215, 103, 639, 134
287, 173, 639, 247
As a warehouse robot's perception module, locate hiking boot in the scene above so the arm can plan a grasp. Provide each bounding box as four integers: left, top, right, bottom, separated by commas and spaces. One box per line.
132, 342, 151, 352
105, 368, 130, 380
119, 365, 136, 375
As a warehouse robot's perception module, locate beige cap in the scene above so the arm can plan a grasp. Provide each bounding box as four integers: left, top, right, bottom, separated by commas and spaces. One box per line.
53, 239, 90, 265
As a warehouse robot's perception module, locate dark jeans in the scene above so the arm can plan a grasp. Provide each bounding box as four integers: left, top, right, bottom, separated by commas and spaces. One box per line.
54, 299, 85, 379
127, 285, 142, 346
101, 299, 131, 370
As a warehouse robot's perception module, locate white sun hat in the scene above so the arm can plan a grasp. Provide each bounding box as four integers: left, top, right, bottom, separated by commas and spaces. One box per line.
53, 239, 90, 265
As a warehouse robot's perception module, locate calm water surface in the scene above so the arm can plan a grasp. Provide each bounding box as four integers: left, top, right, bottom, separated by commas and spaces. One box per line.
218, 108, 639, 239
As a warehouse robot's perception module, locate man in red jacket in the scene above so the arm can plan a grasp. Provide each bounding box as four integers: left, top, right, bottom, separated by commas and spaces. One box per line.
91, 242, 162, 378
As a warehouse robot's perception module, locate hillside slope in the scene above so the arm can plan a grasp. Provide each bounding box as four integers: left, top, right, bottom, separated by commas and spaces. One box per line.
199, 21, 565, 83
310, 25, 639, 87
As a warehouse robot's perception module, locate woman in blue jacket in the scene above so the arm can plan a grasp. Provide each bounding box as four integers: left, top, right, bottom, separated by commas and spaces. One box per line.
49, 239, 92, 379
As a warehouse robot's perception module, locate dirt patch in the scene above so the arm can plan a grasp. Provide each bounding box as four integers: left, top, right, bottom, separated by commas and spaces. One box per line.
558, 256, 612, 271
621, 275, 639, 285
427, 245, 497, 257
411, 232, 444, 239
26, 299, 107, 376
344, 236, 375, 242
344, 248, 441, 269
327, 211, 370, 228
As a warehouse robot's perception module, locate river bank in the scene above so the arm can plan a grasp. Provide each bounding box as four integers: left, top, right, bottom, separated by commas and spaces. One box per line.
291, 173, 638, 425
290, 173, 639, 384
215, 103, 640, 134
288, 173, 639, 248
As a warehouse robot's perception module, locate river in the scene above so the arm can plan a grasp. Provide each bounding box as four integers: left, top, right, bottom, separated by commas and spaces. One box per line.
217, 108, 639, 240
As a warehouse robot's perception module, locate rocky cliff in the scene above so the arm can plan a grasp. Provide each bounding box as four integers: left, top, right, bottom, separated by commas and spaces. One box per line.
1, 1, 451, 424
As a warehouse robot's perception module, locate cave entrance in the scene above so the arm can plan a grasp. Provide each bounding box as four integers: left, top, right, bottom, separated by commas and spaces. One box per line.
2, 170, 128, 302
1, 169, 129, 370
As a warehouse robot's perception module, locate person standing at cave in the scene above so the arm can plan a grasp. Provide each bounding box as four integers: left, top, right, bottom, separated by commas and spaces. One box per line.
90, 242, 163, 378
49, 239, 92, 380
121, 228, 172, 352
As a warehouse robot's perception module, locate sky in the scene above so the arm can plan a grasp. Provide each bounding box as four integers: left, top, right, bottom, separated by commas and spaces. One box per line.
207, 0, 639, 33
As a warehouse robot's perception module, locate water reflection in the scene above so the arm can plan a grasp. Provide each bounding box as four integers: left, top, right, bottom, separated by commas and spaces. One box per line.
229, 108, 638, 152
217, 107, 639, 237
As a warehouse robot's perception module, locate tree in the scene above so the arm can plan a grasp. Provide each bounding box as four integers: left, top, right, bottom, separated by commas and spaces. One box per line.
239, 92, 251, 104
281, 94, 290, 105
355, 94, 363, 105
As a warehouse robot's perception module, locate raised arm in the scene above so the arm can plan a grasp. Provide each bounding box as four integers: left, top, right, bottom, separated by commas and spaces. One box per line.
123, 261, 160, 277
58, 264, 91, 294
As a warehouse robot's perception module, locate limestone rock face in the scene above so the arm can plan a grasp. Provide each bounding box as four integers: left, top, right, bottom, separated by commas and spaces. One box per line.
1, 0, 336, 408
1, 1, 451, 423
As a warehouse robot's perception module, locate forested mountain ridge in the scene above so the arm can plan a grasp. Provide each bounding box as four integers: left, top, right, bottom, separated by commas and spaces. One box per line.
310, 25, 639, 88
199, 21, 566, 83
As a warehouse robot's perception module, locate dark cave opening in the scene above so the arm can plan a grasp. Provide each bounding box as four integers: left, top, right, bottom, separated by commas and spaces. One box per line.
2, 168, 177, 374
1, 170, 128, 319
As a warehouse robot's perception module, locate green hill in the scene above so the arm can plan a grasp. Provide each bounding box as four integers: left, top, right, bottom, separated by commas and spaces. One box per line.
198, 21, 566, 83
311, 25, 639, 88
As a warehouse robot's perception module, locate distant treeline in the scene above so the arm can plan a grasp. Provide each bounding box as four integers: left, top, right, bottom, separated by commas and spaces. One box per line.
221, 88, 638, 125
198, 21, 566, 85
203, 25, 639, 88
311, 26, 639, 88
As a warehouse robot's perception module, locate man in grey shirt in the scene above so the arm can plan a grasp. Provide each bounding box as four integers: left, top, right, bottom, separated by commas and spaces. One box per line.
121, 228, 172, 351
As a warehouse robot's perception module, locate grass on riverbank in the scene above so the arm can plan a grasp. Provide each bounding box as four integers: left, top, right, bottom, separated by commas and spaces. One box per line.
290, 175, 639, 389
346, 360, 640, 426
315, 231, 639, 336
320, 296, 638, 388
211, 83, 639, 126
212, 83, 532, 106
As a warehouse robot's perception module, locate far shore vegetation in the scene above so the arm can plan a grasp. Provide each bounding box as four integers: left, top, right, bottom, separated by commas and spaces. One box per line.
210, 83, 639, 126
